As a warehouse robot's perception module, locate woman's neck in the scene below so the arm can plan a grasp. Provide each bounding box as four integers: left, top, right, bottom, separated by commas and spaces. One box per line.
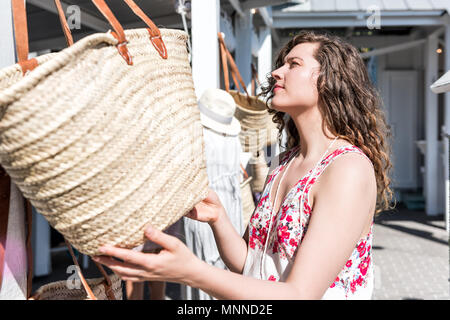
289, 107, 338, 160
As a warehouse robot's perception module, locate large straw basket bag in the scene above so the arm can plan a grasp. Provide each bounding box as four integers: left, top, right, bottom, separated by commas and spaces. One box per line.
0, 0, 209, 256
249, 150, 269, 194
240, 165, 255, 229
218, 33, 277, 153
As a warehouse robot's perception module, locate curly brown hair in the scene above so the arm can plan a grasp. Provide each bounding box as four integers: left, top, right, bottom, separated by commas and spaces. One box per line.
260, 31, 395, 214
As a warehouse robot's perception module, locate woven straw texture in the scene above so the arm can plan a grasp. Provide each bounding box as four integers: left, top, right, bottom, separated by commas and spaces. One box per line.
230, 91, 277, 153
250, 151, 269, 193
241, 176, 255, 228
31, 273, 122, 300
0, 28, 209, 255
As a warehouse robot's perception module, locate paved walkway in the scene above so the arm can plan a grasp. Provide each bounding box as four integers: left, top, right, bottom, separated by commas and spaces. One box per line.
372, 205, 449, 300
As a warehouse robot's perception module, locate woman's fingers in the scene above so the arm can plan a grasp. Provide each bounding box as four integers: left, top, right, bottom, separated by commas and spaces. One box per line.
98, 245, 148, 266
92, 256, 144, 277
144, 225, 180, 251
121, 277, 144, 282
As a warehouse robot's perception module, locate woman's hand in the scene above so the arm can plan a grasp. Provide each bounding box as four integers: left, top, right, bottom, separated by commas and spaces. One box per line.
92, 225, 202, 284
185, 188, 226, 226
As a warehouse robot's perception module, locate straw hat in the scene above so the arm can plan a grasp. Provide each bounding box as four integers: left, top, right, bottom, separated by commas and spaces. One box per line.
198, 88, 241, 136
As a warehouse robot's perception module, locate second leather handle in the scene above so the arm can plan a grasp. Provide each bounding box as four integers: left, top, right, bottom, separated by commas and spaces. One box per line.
122, 0, 168, 59
218, 33, 250, 97
92, 0, 133, 65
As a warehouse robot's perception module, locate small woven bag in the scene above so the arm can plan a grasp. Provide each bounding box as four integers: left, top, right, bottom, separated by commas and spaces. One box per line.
0, 0, 209, 255
218, 33, 276, 154
31, 240, 122, 300
249, 150, 269, 194
240, 165, 255, 229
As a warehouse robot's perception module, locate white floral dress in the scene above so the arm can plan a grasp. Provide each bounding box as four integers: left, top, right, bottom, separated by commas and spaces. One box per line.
242, 144, 374, 300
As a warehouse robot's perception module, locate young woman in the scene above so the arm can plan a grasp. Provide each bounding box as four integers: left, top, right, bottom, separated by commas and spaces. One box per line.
93, 31, 394, 300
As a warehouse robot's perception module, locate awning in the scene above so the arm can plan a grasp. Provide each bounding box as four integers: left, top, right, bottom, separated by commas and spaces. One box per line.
431, 70, 450, 93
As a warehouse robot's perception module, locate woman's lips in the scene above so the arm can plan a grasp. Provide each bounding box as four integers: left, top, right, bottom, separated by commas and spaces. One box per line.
274, 85, 284, 93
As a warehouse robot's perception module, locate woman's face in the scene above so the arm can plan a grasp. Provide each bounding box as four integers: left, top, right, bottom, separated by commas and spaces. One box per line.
270, 42, 321, 114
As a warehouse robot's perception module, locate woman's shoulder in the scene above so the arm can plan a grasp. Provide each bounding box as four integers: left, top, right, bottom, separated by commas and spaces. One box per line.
319, 147, 376, 192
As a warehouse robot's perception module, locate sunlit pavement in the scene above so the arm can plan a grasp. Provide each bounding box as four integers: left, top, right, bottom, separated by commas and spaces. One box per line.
372, 205, 449, 300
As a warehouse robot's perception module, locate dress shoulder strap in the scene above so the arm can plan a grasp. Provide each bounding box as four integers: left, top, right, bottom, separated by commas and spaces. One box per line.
301, 145, 374, 208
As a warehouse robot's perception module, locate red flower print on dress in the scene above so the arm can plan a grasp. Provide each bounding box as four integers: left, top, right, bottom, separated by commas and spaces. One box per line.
272, 240, 279, 254
268, 275, 277, 281
350, 280, 357, 294
357, 241, 366, 252
278, 225, 290, 245
302, 200, 311, 215
359, 256, 371, 276
286, 215, 293, 222
280, 205, 289, 221
249, 237, 256, 249
346, 259, 353, 268
357, 241, 367, 257
355, 275, 364, 286
258, 193, 269, 207
289, 238, 298, 247
330, 276, 340, 288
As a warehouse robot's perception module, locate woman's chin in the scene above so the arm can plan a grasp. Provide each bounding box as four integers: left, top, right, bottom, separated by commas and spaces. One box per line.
270, 100, 289, 113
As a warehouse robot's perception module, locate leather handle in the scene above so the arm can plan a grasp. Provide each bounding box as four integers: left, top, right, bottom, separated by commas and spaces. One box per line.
122, 0, 167, 59
11, 0, 37, 74
218, 34, 230, 92
218, 33, 241, 95
11, 0, 29, 63
10, 0, 72, 74
64, 239, 116, 300
240, 164, 249, 180
54, 0, 74, 47
64, 239, 97, 300
91, 0, 133, 65
217, 33, 250, 97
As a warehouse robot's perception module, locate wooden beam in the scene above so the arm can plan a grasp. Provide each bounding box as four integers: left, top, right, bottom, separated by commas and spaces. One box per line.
228, 0, 245, 18
242, 0, 293, 10
361, 38, 426, 59
272, 11, 447, 28
258, 7, 273, 27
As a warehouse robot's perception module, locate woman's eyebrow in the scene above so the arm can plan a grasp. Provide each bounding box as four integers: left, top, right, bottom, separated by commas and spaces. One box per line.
284, 56, 304, 63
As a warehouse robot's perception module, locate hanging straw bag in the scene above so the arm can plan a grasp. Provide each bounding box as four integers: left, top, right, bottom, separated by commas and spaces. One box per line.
240, 165, 255, 229
249, 150, 269, 194
218, 33, 276, 154
0, 0, 209, 256
251, 63, 279, 148
31, 239, 122, 300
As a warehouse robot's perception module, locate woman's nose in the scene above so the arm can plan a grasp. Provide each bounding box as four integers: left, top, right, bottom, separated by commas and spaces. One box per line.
271, 67, 283, 81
